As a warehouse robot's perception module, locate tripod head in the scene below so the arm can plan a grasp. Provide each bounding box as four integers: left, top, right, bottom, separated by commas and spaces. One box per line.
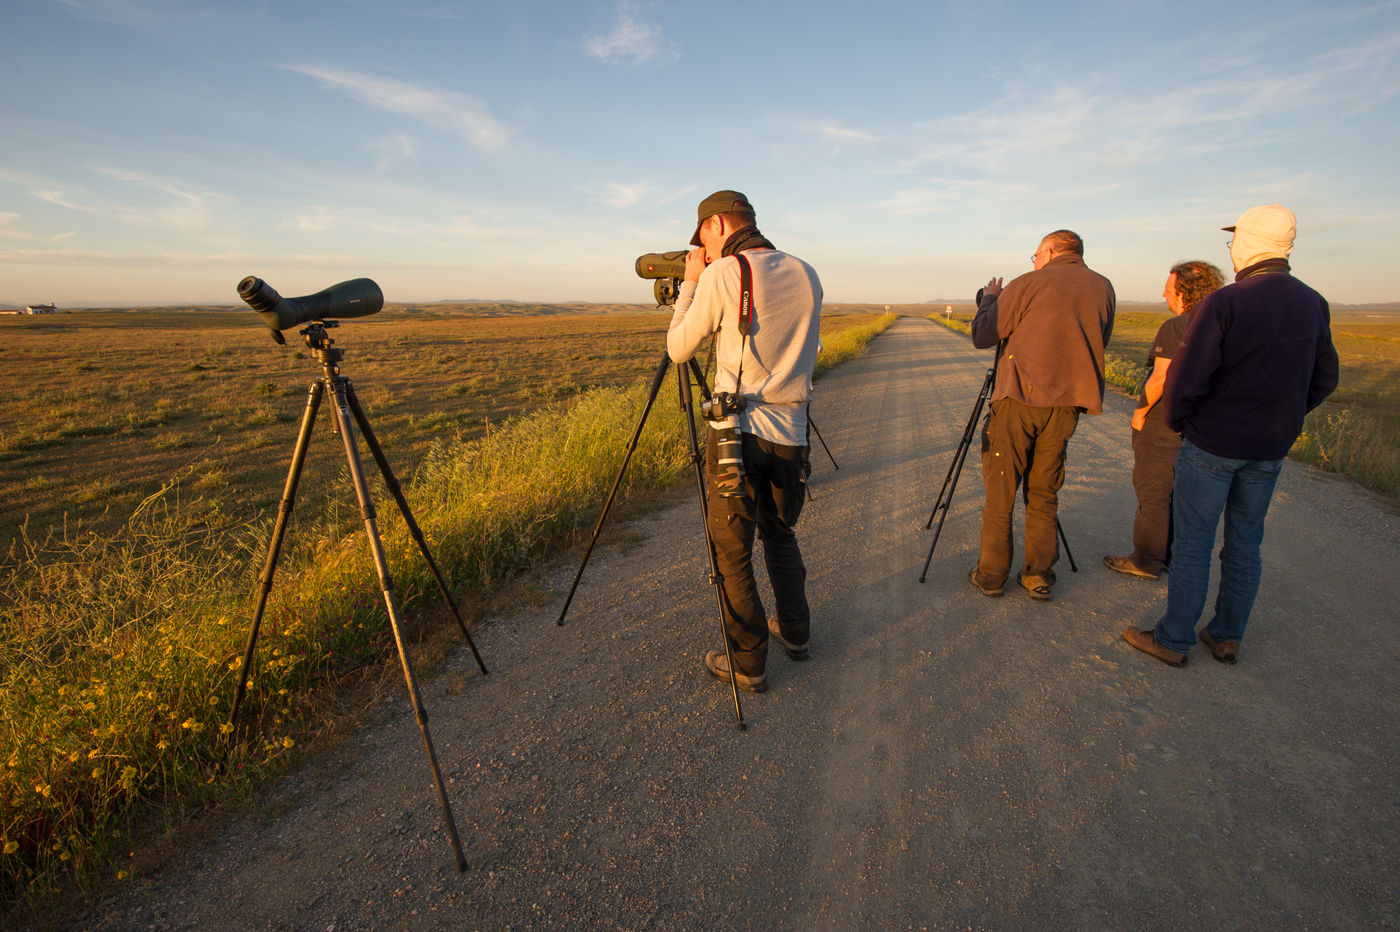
300, 321, 345, 373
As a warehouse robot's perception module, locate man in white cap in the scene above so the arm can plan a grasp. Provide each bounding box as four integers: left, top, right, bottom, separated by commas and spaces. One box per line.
1122, 204, 1338, 667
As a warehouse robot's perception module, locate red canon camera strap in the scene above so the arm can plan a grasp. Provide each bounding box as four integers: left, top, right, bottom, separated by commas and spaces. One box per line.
735, 253, 754, 337
729, 253, 757, 402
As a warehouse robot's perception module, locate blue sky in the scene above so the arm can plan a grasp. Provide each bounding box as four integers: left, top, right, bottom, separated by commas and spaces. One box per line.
2, 0, 1398, 307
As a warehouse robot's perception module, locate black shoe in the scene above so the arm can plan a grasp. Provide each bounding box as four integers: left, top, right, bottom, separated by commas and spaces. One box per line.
969, 567, 1004, 597
704, 650, 766, 693
767, 617, 809, 661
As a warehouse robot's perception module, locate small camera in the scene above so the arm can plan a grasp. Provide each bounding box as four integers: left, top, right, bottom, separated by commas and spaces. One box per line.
700, 391, 747, 422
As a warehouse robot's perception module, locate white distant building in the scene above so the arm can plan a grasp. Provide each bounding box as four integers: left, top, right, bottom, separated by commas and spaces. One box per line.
24, 304, 58, 314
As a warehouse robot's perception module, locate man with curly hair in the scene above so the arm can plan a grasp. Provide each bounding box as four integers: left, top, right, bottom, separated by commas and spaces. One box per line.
1104, 260, 1225, 580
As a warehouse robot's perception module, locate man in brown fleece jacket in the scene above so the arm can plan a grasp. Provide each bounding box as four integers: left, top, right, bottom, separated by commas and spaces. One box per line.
968, 230, 1116, 601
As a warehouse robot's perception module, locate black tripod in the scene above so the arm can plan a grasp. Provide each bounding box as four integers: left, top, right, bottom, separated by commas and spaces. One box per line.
227, 321, 488, 872
918, 360, 1077, 583
555, 351, 748, 730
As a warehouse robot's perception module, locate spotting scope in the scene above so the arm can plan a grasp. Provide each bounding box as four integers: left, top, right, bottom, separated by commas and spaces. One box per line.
634, 250, 689, 306
238, 276, 384, 344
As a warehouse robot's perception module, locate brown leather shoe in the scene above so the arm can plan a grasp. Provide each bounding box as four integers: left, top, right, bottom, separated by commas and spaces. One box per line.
1198, 629, 1240, 664
1121, 627, 1188, 667
704, 650, 766, 693
1103, 554, 1160, 580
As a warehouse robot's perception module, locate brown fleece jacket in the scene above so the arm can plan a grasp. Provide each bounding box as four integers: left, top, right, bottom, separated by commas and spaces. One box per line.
971, 254, 1116, 414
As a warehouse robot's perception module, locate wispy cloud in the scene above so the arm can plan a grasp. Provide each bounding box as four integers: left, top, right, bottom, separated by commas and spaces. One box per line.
365, 133, 422, 172
584, 181, 677, 209
94, 165, 230, 229
590, 182, 654, 209
586, 3, 677, 66
283, 66, 512, 152
773, 7, 1400, 188
876, 178, 1038, 216
766, 116, 882, 164
290, 206, 348, 233
33, 189, 99, 213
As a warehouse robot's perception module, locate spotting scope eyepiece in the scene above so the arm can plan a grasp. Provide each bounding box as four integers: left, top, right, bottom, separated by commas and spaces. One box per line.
238, 276, 384, 343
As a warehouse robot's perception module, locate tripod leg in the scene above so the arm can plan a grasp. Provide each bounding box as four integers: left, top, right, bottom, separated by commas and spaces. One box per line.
678, 365, 745, 730
808, 416, 839, 470
919, 367, 994, 583
556, 351, 672, 626
926, 367, 994, 529
919, 439, 975, 584
1057, 518, 1078, 572
229, 380, 324, 732
343, 382, 488, 675
330, 378, 469, 872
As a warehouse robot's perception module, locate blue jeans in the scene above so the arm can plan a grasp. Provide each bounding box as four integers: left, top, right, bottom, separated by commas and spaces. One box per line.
1153, 438, 1283, 655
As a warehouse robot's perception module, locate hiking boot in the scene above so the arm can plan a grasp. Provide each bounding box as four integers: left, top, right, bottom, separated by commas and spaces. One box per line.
767, 617, 809, 661
1122, 627, 1188, 667
1103, 554, 1160, 580
969, 567, 1004, 597
704, 650, 766, 693
1018, 570, 1053, 602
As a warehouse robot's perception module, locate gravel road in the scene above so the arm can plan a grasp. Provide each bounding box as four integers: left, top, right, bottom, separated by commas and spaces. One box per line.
74, 317, 1399, 930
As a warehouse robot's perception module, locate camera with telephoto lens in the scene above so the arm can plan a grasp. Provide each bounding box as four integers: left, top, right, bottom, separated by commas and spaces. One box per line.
701, 392, 747, 499
700, 390, 747, 422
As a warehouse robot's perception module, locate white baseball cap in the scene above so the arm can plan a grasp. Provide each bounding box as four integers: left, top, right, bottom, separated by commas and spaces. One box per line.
1223, 204, 1296, 249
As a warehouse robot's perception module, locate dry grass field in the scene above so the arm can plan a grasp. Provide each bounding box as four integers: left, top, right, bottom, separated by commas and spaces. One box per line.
0, 302, 898, 912
0, 303, 893, 556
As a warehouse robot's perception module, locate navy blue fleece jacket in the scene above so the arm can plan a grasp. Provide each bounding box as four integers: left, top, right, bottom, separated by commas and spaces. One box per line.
1164, 260, 1339, 460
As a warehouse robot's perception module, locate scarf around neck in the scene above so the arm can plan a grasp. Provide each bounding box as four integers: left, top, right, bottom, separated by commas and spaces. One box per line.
720, 227, 775, 257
